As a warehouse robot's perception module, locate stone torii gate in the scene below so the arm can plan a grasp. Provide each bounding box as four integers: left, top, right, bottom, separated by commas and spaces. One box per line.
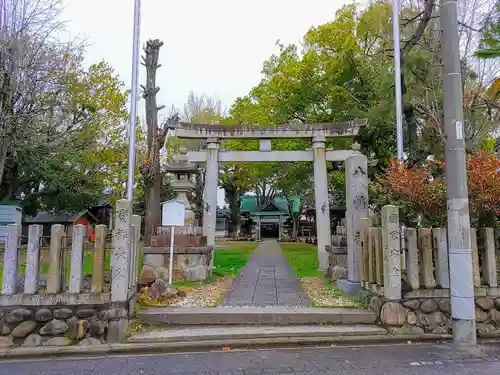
168, 121, 369, 285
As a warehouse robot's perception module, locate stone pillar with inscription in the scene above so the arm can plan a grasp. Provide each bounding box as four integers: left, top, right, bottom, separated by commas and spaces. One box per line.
203, 138, 219, 247
111, 199, 132, 302
338, 153, 368, 295
312, 134, 332, 270
381, 205, 401, 300
108, 199, 133, 343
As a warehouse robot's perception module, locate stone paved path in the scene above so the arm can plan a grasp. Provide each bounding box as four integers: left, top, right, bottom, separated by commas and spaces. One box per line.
222, 240, 309, 307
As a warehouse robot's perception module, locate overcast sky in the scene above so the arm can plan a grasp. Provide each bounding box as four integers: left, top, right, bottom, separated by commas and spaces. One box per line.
62, 0, 361, 120
61, 0, 363, 207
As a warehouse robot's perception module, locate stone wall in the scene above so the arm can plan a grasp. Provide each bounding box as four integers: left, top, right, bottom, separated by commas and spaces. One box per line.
141, 246, 213, 284
0, 303, 132, 348
370, 295, 500, 335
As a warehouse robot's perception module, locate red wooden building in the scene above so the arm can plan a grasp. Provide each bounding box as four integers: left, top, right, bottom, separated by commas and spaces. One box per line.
23, 210, 99, 242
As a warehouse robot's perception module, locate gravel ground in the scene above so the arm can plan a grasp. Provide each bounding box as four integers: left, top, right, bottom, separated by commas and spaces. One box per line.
172, 277, 234, 307
138, 277, 234, 308
300, 277, 359, 308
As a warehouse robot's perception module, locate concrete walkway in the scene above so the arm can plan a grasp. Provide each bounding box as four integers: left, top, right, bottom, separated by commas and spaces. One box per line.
222, 240, 309, 307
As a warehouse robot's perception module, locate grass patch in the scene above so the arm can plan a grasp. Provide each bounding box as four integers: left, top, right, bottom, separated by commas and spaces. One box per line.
279, 242, 322, 278
212, 242, 257, 277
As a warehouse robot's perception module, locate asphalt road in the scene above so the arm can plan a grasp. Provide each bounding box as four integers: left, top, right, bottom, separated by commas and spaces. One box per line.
1, 342, 500, 374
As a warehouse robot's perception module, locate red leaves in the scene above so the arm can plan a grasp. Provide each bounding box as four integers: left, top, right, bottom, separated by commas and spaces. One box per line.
467, 151, 500, 217
379, 159, 446, 218
379, 152, 500, 225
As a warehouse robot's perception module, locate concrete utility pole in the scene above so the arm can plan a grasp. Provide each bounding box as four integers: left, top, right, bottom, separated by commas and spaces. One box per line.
439, 0, 476, 345
392, 0, 404, 160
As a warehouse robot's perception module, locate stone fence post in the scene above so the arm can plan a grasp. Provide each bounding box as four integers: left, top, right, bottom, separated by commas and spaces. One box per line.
479, 228, 497, 288
381, 205, 401, 300
432, 228, 450, 289
360, 217, 372, 287
418, 229, 436, 289
404, 228, 419, 290
1, 224, 21, 295
24, 224, 43, 294
129, 214, 142, 294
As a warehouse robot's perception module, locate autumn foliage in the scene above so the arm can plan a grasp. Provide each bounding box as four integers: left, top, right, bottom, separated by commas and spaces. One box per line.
372, 151, 500, 227
467, 151, 500, 225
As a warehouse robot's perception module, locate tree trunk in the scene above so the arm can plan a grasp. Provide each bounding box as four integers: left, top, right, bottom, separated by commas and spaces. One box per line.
226, 187, 241, 238
194, 167, 205, 227
0, 155, 18, 201
144, 170, 161, 246
140, 39, 167, 246
291, 214, 298, 240
0, 138, 11, 188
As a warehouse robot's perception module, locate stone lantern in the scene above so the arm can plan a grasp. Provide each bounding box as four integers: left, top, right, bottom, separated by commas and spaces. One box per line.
164, 147, 197, 227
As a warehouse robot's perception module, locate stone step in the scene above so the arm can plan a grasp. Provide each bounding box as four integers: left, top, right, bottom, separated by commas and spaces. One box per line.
137, 306, 377, 326
128, 324, 387, 344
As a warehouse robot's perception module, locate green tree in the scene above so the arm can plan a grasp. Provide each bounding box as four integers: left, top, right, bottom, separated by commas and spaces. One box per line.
9, 61, 131, 214
476, 7, 500, 58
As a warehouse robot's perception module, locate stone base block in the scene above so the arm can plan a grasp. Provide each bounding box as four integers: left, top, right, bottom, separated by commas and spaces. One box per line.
107, 317, 128, 343
184, 265, 209, 281
143, 254, 164, 268
337, 279, 361, 296
331, 266, 348, 281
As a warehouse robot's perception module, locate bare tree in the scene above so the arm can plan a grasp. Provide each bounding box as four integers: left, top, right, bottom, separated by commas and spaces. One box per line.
139, 39, 172, 246
397, 0, 500, 159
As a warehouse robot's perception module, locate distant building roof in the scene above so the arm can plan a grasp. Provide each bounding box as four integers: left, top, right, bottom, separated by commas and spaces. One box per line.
0, 201, 22, 208
240, 195, 301, 215
24, 210, 98, 224
88, 199, 111, 208
303, 205, 345, 214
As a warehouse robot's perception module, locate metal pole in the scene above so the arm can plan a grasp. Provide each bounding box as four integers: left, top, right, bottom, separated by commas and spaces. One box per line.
127, 0, 141, 201
440, 0, 476, 345
392, 0, 404, 160
168, 225, 174, 286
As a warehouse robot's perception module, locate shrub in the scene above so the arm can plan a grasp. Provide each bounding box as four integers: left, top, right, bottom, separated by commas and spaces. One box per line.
370, 151, 500, 227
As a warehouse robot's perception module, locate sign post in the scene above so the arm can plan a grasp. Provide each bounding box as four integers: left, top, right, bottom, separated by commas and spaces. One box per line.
168, 225, 175, 286
161, 200, 186, 286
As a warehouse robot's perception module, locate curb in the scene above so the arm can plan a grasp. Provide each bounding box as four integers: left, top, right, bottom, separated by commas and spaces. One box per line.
0, 334, 454, 361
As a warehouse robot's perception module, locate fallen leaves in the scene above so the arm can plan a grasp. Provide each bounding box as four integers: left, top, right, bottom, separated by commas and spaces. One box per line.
300, 277, 359, 308
137, 277, 234, 308
170, 277, 234, 308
